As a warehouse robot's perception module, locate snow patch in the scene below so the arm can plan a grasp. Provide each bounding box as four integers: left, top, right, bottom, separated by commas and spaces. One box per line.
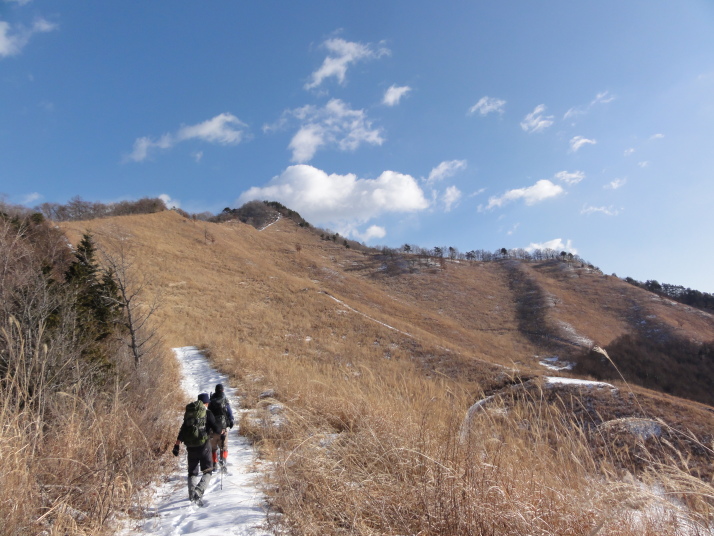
322, 292, 413, 338
545, 376, 615, 389
538, 356, 574, 371
258, 214, 281, 231
557, 320, 593, 347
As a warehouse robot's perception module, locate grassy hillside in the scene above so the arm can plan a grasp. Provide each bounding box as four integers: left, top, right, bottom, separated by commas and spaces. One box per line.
60, 210, 714, 535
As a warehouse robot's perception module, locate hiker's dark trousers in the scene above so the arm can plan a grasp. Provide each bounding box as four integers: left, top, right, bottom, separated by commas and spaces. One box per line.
187, 441, 213, 476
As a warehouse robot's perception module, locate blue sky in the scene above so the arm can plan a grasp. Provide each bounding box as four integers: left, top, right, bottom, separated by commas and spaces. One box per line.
2, 1, 714, 292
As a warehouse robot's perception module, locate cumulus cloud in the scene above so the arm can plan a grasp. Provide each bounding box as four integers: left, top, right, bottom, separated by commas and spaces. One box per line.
238, 165, 429, 229
127, 113, 247, 162
427, 159, 467, 184
305, 37, 389, 90
483, 179, 564, 210
159, 194, 180, 209
176, 113, 247, 144
442, 186, 462, 212
554, 170, 585, 185
638, 161, 649, 168
269, 99, 384, 163
581, 204, 620, 216
569, 135, 597, 152
354, 225, 386, 242
650, 133, 664, 140
525, 238, 577, 254
624, 148, 635, 156
520, 104, 554, 133
468, 96, 506, 116
0, 17, 57, 58
383, 85, 411, 106
605, 178, 626, 190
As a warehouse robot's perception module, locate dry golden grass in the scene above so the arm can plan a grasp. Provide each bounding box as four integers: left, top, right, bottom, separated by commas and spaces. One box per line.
0, 215, 183, 536
59, 211, 714, 535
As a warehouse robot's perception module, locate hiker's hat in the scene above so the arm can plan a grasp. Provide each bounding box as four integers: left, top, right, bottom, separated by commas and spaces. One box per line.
198, 393, 210, 404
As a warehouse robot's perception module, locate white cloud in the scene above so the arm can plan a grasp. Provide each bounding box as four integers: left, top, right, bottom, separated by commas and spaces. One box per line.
192, 151, 203, 163
21, 192, 41, 205
591, 91, 615, 105
624, 148, 635, 156
483, 179, 564, 210
4, 0, 34, 5
564, 91, 615, 120
442, 186, 462, 212
563, 107, 584, 120
520, 104, 554, 133
605, 178, 626, 189
288, 124, 325, 163
279, 99, 384, 163
176, 113, 247, 145
569, 135, 597, 152
468, 96, 506, 116
159, 194, 180, 209
427, 159, 467, 184
0, 17, 57, 58
468, 188, 486, 198
638, 161, 649, 168
305, 37, 389, 90
507, 223, 520, 236
383, 85, 411, 106
127, 134, 173, 162
581, 204, 620, 216
650, 133, 665, 140
525, 238, 577, 254
238, 165, 429, 228
554, 170, 585, 185
126, 113, 247, 162
354, 225, 386, 242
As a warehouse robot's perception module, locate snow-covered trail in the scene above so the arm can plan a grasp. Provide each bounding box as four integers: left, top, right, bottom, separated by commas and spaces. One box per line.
119, 346, 271, 536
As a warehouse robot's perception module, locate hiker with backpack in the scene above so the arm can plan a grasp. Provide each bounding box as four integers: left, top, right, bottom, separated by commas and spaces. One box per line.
208, 383, 234, 472
172, 392, 224, 505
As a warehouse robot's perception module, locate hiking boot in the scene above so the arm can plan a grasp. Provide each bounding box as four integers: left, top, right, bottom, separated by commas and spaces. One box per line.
193, 471, 212, 501
187, 475, 199, 500
190, 492, 204, 507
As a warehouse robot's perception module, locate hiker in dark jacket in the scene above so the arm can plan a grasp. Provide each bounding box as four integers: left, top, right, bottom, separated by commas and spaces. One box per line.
208, 383, 234, 470
172, 392, 222, 504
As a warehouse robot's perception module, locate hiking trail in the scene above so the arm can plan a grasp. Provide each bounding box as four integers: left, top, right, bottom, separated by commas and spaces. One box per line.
118, 346, 271, 536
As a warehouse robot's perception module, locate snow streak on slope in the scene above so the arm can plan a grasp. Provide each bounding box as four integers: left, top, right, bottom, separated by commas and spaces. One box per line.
119, 347, 271, 536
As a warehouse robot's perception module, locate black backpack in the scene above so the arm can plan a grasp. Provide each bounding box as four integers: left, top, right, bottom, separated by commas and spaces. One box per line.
179, 400, 208, 447
208, 393, 228, 429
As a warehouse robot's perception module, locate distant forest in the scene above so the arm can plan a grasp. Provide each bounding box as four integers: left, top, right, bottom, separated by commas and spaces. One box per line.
33, 195, 168, 221
624, 277, 714, 313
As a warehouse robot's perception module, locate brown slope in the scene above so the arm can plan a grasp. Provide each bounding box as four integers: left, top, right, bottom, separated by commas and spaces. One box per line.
60, 211, 714, 392
59, 211, 714, 482
527, 259, 714, 347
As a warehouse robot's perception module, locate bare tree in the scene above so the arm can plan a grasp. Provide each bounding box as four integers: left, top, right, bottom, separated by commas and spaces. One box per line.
99, 232, 161, 367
